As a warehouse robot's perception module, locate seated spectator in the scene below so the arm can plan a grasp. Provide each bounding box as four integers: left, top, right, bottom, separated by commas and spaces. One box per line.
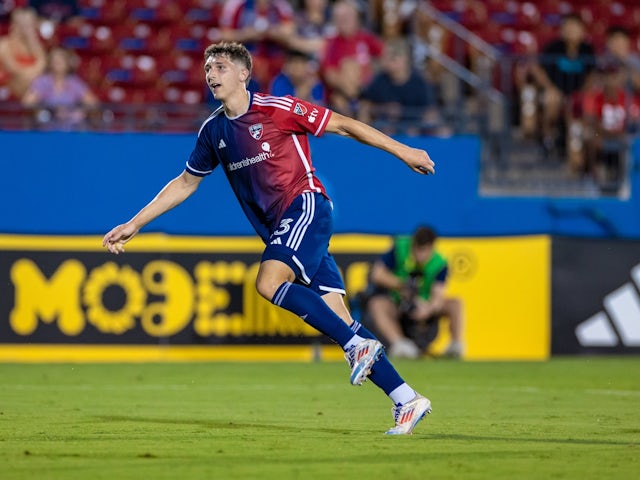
602, 26, 640, 94
582, 61, 640, 192
0, 7, 46, 99
365, 226, 464, 359
219, 0, 295, 90
22, 47, 98, 130
529, 13, 596, 156
407, 2, 449, 98
286, 0, 333, 60
368, 0, 415, 40
320, 0, 383, 116
359, 38, 442, 136
270, 49, 324, 104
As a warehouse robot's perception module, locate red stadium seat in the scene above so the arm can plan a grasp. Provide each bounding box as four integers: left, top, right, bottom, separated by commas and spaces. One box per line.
182, 0, 223, 26
169, 23, 210, 56
128, 0, 183, 25
78, 0, 127, 25
104, 55, 160, 89
157, 54, 205, 89
512, 2, 541, 30
59, 24, 117, 55
112, 24, 172, 55
163, 86, 204, 105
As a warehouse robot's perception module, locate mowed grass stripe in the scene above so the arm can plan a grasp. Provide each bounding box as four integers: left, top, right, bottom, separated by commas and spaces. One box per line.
0, 358, 638, 480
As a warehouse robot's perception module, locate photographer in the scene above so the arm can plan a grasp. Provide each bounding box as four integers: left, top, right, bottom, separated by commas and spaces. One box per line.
366, 226, 463, 359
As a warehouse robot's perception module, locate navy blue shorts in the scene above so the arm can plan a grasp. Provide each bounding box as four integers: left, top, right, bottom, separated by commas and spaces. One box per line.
262, 192, 345, 296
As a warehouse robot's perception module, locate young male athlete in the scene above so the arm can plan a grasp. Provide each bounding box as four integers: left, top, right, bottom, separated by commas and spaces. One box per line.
103, 42, 435, 435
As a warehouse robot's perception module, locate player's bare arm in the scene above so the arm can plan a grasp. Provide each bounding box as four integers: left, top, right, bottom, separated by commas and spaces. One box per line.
325, 111, 435, 175
103, 171, 203, 254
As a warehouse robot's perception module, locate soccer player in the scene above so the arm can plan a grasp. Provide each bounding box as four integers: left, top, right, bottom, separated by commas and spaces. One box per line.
103, 42, 434, 435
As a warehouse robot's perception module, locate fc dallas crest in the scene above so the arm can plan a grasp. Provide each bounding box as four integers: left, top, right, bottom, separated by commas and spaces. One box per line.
249, 123, 263, 140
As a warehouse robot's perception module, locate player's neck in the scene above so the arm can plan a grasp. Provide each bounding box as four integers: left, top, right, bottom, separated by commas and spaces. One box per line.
223, 88, 250, 118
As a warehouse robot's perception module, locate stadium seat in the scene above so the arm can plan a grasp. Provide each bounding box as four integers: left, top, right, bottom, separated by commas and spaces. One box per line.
163, 86, 204, 105
182, 0, 223, 25
512, 2, 541, 30
105, 55, 159, 89
128, 0, 183, 25
113, 24, 172, 55
59, 24, 116, 56
78, 0, 127, 25
169, 23, 209, 56
157, 54, 204, 89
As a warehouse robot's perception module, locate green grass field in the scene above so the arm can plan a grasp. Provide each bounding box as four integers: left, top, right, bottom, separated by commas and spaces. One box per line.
1, 357, 639, 480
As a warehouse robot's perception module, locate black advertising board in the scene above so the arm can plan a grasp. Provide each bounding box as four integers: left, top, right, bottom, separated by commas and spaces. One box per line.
552, 237, 640, 354
0, 235, 381, 346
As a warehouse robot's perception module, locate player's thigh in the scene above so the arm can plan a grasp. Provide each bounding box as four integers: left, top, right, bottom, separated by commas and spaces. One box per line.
262, 192, 333, 285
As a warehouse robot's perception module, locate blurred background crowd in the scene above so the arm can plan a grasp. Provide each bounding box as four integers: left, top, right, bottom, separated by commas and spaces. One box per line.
1, 0, 639, 195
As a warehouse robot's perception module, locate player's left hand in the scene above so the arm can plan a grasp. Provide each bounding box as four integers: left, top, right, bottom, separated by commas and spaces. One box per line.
102, 222, 138, 254
402, 147, 435, 175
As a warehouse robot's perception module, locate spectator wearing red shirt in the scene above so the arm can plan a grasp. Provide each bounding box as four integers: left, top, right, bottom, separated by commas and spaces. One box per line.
582, 61, 640, 190
219, 0, 295, 89
321, 0, 383, 115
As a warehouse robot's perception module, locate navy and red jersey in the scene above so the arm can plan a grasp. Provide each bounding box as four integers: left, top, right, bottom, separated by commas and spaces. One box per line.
186, 92, 332, 242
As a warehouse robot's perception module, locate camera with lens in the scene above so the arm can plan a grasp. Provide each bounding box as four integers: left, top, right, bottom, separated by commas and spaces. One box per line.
398, 269, 423, 316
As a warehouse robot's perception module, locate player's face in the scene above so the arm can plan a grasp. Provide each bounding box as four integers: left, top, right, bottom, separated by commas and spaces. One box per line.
204, 55, 247, 101
412, 244, 433, 265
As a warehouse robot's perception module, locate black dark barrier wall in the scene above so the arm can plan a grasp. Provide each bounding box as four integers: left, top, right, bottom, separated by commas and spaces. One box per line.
552, 237, 640, 354
0, 249, 378, 346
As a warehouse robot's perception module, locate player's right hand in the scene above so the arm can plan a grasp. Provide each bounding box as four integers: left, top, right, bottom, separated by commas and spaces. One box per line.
102, 223, 138, 254
403, 147, 435, 175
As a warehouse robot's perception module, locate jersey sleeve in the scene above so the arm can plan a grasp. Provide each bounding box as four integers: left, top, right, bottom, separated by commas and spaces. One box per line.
436, 265, 448, 283
270, 95, 332, 137
185, 123, 219, 177
380, 246, 396, 270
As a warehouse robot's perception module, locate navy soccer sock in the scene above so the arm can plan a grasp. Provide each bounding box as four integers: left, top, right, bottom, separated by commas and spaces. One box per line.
272, 282, 356, 348
349, 321, 406, 395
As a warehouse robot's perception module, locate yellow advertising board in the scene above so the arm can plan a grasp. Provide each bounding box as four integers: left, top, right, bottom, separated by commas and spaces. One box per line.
0, 234, 549, 362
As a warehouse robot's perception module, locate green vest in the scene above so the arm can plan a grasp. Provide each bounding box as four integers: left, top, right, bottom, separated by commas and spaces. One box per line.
393, 236, 447, 301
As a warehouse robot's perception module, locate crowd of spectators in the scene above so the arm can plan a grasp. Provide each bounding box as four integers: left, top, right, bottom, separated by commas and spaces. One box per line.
0, 0, 450, 135
1, 0, 640, 185
512, 11, 640, 189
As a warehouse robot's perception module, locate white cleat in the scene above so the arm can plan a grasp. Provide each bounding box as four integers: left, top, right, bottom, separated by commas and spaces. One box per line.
344, 339, 383, 386
385, 394, 432, 435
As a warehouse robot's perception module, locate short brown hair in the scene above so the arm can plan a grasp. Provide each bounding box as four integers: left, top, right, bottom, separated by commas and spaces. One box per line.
204, 42, 252, 76
412, 226, 437, 247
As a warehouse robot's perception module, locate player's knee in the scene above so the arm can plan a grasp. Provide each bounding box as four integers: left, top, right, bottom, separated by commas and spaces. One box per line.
255, 277, 278, 302
256, 260, 296, 302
